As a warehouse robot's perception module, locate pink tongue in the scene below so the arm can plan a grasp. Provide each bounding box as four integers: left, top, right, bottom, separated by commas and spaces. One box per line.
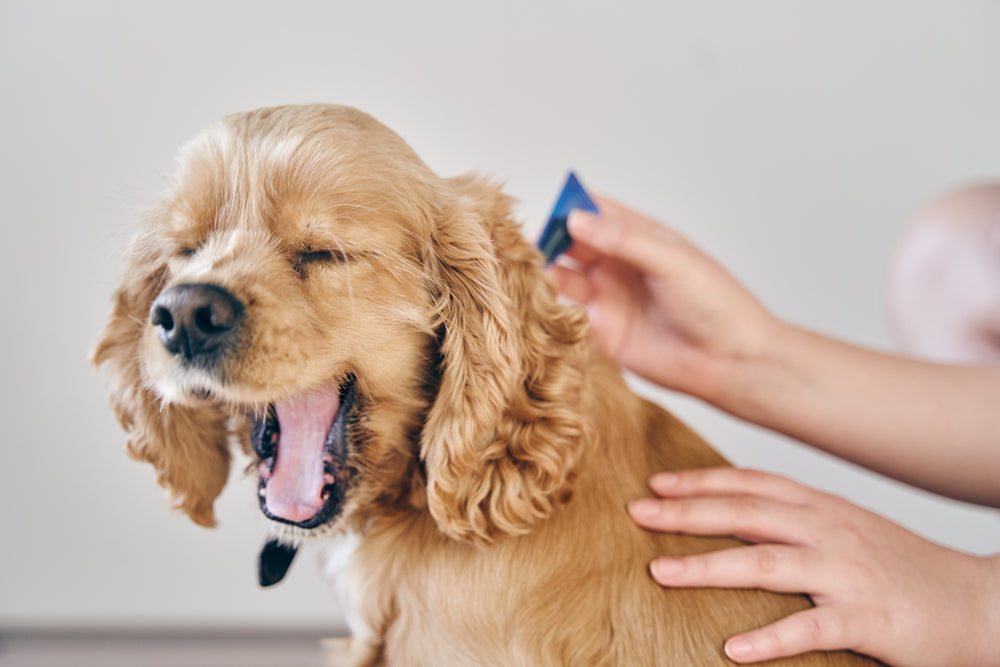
264, 386, 341, 524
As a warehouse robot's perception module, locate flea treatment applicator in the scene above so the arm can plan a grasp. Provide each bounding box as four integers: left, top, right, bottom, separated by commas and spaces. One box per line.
537, 171, 599, 265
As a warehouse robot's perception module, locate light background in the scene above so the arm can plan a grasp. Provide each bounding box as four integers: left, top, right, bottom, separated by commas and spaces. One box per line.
1, 0, 998, 632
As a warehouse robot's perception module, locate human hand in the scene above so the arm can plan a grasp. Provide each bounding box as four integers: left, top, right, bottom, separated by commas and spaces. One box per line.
628, 467, 1000, 666
551, 197, 778, 404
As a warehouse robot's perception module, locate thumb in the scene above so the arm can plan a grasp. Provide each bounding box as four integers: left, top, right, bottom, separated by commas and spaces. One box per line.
723, 607, 858, 664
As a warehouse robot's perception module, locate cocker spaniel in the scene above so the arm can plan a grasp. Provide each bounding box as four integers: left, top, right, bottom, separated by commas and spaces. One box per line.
94, 104, 874, 665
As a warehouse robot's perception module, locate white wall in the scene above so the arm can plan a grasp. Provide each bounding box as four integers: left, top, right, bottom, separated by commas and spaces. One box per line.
1, 0, 997, 631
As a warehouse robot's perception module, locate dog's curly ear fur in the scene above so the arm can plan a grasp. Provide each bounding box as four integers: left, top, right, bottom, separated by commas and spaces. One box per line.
420, 177, 594, 543
92, 230, 231, 527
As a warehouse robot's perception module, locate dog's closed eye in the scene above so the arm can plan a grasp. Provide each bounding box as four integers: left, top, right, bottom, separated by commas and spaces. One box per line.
294, 249, 339, 276
171, 243, 201, 260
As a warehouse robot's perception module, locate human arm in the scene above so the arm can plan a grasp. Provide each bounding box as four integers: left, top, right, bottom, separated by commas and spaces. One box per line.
554, 196, 1000, 664
729, 324, 1000, 506
554, 197, 1000, 506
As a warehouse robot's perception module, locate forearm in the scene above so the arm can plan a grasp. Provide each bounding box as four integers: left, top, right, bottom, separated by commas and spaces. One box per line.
716, 321, 1000, 507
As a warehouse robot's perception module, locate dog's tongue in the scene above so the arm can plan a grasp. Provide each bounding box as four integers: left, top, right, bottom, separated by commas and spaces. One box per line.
264, 387, 341, 524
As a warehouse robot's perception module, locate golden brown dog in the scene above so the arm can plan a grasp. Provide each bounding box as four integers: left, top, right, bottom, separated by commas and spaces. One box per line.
94, 104, 876, 665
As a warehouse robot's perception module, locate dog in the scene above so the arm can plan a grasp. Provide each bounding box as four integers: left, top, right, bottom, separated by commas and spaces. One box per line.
93, 104, 876, 665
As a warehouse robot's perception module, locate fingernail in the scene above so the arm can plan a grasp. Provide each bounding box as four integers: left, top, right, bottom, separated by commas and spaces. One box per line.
650, 557, 683, 580
627, 499, 660, 520
649, 473, 678, 493
567, 210, 598, 239
725, 637, 753, 661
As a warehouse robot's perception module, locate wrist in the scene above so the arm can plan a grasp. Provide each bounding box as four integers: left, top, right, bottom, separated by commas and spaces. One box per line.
708, 316, 804, 425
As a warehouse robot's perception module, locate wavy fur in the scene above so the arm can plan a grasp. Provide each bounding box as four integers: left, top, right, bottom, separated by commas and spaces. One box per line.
94, 104, 876, 666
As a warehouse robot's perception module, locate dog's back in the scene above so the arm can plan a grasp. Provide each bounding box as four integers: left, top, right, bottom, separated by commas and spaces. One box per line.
341, 351, 875, 666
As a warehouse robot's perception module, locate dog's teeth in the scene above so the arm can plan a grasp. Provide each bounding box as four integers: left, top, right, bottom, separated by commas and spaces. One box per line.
321, 489, 330, 502
324, 473, 335, 486
259, 487, 267, 498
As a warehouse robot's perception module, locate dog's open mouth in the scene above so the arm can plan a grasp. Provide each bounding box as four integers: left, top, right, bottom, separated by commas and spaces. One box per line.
251, 376, 356, 530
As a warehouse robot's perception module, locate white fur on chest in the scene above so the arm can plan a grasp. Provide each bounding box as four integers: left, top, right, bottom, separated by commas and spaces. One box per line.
320, 531, 377, 644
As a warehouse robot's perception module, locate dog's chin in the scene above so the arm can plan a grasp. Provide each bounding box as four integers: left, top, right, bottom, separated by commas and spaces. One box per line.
252, 375, 360, 544
262, 512, 352, 547
147, 371, 220, 407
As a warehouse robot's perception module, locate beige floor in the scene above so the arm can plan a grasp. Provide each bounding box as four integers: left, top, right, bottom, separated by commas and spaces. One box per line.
0, 627, 338, 667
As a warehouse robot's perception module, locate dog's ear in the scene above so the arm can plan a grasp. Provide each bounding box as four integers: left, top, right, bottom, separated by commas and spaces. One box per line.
420, 178, 593, 543
92, 230, 231, 527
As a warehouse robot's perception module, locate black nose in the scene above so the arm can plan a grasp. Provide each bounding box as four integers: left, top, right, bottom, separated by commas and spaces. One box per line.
150, 284, 244, 362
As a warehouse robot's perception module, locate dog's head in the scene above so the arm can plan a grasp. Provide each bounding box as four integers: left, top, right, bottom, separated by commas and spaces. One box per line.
94, 104, 592, 545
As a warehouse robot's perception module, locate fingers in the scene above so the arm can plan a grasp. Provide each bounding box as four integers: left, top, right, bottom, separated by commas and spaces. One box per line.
647, 468, 819, 506
628, 492, 814, 545
565, 195, 688, 277
630, 468, 866, 661
549, 255, 640, 362
641, 537, 859, 662
628, 468, 824, 545
723, 607, 858, 664
548, 264, 592, 305
648, 544, 815, 594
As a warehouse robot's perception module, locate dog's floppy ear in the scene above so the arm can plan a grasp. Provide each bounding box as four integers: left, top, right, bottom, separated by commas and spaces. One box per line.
92, 229, 231, 527
420, 177, 593, 543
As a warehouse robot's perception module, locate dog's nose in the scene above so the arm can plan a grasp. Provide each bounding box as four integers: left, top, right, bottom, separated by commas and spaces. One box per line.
150, 284, 244, 361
